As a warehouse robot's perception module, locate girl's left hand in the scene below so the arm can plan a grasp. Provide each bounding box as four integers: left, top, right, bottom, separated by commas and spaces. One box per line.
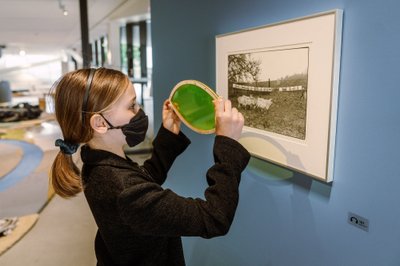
162, 99, 181, 135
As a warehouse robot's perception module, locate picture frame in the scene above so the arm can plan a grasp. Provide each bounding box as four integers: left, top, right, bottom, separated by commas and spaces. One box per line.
216, 10, 343, 182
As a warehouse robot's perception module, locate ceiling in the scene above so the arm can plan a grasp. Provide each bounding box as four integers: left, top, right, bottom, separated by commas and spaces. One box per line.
0, 0, 150, 56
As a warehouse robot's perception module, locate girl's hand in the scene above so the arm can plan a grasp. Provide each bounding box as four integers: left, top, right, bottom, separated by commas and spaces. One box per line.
214, 98, 244, 140
162, 99, 181, 135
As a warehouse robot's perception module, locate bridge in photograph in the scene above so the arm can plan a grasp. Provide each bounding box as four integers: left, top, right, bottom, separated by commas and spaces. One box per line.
232, 83, 304, 92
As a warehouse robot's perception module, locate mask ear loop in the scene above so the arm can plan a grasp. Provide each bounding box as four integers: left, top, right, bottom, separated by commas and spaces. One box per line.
81, 68, 96, 127
99, 113, 122, 130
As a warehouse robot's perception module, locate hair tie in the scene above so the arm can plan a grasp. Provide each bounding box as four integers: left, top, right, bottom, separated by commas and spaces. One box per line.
55, 139, 79, 155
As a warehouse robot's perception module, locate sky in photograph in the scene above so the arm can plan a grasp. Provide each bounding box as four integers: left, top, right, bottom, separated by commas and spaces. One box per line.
249, 47, 309, 81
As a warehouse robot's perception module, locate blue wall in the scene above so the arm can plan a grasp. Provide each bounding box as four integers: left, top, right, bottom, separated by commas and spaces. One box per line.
151, 0, 400, 265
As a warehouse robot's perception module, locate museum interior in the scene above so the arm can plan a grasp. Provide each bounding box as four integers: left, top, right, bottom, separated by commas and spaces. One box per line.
0, 0, 399, 265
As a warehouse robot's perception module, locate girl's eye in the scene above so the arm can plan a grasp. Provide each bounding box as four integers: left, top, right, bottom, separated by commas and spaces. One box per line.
129, 102, 138, 111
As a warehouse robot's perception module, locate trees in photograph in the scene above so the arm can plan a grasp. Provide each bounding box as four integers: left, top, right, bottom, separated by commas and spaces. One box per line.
228, 54, 261, 85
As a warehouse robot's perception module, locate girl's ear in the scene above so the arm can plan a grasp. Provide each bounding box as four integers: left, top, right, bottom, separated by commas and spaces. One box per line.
90, 114, 108, 134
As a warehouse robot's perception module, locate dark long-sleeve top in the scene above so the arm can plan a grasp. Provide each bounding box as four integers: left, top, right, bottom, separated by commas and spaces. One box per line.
80, 125, 250, 266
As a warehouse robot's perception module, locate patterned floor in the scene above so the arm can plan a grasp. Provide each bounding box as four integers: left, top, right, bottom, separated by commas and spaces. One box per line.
0, 140, 43, 192
0, 117, 62, 217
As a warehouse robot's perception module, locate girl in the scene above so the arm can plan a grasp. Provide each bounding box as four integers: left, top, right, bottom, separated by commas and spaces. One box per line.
51, 67, 250, 266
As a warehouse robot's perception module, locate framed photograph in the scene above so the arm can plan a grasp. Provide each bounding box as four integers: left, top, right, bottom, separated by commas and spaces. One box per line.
216, 10, 343, 182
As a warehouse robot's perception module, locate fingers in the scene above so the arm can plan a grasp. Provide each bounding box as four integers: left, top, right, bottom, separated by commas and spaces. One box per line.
162, 99, 181, 134
214, 97, 224, 115
224, 99, 232, 116
214, 98, 233, 114
213, 97, 244, 140
164, 99, 178, 116
231, 106, 238, 118
163, 99, 171, 110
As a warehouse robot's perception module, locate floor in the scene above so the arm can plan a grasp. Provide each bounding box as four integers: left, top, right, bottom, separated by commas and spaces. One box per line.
0, 193, 98, 266
0, 117, 62, 218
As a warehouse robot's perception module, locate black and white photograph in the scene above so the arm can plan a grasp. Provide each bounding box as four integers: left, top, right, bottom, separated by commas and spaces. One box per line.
228, 47, 309, 140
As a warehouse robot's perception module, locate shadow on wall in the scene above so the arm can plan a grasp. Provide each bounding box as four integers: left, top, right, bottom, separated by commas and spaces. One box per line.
185, 157, 333, 266
244, 159, 333, 265
248, 156, 332, 200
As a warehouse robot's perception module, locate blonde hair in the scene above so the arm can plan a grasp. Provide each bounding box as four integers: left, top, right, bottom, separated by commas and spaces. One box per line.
50, 68, 130, 198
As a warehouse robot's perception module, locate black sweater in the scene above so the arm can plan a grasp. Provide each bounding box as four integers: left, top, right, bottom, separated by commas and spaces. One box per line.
81, 126, 250, 266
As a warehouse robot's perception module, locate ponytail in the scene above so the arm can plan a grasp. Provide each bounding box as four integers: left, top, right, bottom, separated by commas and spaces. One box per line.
49, 68, 130, 198
51, 152, 82, 198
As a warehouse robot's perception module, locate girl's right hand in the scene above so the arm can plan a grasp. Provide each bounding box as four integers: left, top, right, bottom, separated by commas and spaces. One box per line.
162, 99, 181, 135
214, 98, 244, 140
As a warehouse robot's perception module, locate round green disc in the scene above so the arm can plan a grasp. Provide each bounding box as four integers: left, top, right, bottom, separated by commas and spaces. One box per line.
170, 81, 216, 133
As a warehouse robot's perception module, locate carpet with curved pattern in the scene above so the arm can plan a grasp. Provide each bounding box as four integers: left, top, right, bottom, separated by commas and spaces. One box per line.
0, 117, 62, 256
0, 143, 23, 180
0, 214, 39, 255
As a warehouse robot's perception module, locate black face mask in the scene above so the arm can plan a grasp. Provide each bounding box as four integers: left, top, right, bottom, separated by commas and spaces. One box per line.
101, 109, 149, 147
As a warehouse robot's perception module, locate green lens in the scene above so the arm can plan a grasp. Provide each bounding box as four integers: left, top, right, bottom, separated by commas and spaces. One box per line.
171, 83, 215, 133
